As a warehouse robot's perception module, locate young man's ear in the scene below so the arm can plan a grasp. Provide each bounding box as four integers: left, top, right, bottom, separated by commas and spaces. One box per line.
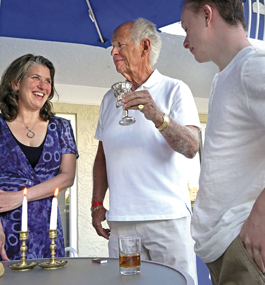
203, 5, 213, 26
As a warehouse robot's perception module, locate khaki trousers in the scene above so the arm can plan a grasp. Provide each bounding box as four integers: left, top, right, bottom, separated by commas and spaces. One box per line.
207, 235, 265, 285
108, 218, 198, 285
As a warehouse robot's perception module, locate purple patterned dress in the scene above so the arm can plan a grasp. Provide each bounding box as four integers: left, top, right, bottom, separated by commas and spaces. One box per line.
0, 115, 79, 260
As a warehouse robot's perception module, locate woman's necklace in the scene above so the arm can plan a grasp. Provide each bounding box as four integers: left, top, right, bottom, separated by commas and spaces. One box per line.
19, 117, 39, 138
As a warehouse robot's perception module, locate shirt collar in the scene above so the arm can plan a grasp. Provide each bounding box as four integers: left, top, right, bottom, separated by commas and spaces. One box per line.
137, 69, 161, 90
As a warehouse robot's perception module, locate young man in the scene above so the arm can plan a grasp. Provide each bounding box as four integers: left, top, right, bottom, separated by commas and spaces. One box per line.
181, 1, 265, 284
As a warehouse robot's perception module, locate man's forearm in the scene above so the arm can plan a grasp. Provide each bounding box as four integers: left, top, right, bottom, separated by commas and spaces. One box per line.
92, 142, 109, 204
160, 120, 199, 158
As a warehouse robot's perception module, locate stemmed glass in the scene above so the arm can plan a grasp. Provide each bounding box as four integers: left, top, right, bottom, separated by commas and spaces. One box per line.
112, 82, 136, 126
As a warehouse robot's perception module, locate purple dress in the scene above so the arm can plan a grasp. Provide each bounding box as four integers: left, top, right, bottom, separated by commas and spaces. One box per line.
0, 115, 79, 260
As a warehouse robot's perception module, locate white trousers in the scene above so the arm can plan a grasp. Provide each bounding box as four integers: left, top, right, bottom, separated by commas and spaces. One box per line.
108, 217, 198, 285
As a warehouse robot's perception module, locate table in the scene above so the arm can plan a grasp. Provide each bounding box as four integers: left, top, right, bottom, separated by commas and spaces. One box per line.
1, 257, 194, 284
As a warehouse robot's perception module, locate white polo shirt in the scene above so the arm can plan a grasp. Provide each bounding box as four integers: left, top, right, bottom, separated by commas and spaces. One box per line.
95, 69, 200, 221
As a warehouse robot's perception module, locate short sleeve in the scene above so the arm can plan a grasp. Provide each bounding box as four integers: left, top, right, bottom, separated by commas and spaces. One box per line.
94, 100, 105, 141
55, 117, 79, 159
170, 81, 201, 128
94, 89, 112, 141
243, 53, 265, 127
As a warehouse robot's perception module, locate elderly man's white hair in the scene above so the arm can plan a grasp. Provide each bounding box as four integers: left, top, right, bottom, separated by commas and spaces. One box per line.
130, 18, 162, 66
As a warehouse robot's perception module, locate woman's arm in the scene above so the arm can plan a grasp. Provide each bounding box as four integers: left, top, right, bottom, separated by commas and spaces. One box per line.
0, 153, 76, 212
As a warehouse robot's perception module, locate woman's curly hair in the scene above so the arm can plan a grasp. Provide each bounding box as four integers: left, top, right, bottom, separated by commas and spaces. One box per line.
0, 54, 57, 121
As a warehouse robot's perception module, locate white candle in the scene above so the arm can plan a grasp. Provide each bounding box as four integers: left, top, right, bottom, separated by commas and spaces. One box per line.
21, 188, 28, 232
50, 188, 59, 230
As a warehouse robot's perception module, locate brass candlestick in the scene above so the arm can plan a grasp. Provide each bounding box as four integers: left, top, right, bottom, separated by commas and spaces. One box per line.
38, 229, 67, 269
9, 231, 38, 271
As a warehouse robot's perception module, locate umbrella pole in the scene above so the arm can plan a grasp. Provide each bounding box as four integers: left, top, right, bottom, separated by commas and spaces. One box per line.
86, 0, 105, 43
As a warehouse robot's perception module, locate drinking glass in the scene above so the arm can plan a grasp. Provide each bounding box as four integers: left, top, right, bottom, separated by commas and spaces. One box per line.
111, 82, 136, 126
118, 236, 141, 275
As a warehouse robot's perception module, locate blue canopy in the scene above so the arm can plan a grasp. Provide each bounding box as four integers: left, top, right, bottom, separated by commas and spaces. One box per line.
0, 0, 184, 48
0, 0, 262, 48
243, 0, 265, 40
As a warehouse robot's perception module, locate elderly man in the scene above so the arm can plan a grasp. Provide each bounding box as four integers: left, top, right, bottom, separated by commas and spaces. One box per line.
182, 1, 265, 284
92, 18, 200, 283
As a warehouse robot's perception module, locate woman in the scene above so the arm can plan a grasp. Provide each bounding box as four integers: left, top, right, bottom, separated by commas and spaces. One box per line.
0, 54, 79, 260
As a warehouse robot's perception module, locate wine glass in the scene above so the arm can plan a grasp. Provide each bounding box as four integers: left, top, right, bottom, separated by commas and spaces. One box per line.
111, 81, 136, 126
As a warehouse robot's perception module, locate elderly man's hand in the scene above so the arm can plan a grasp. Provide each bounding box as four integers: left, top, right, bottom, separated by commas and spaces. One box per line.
122, 90, 164, 126
91, 207, 110, 240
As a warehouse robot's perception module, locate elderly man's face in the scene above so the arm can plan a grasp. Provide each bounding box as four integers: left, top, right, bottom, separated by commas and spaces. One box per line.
111, 23, 143, 74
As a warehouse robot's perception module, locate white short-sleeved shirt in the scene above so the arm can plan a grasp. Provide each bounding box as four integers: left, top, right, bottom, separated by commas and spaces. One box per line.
192, 46, 265, 263
95, 69, 200, 221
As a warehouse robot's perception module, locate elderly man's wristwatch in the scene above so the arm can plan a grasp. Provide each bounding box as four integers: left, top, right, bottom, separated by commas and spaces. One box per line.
157, 113, 170, 131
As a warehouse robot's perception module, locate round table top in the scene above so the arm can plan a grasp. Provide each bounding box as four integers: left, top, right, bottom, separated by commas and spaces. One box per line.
2, 257, 194, 285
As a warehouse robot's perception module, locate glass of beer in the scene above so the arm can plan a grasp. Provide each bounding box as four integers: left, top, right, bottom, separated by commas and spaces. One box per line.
118, 236, 141, 275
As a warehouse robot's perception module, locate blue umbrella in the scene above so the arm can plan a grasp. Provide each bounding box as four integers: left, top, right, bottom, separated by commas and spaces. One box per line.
0, 0, 185, 48
243, 0, 265, 40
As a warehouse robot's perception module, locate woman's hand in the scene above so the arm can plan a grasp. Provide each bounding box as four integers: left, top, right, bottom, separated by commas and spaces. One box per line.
0, 190, 23, 213
0, 223, 9, 261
